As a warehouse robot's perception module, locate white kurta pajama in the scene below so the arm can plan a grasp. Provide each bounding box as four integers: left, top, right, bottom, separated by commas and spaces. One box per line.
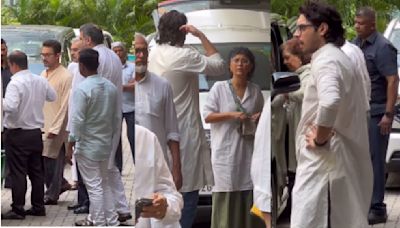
148, 44, 226, 192
135, 125, 183, 228
291, 43, 373, 228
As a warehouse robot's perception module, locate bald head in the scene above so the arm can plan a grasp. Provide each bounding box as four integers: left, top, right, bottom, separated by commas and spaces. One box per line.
8, 50, 28, 74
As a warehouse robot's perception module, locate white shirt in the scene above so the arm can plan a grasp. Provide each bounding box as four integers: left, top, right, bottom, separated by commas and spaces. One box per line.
135, 125, 183, 228
121, 62, 135, 113
203, 80, 264, 192
3, 69, 56, 129
93, 44, 123, 169
135, 71, 179, 167
66, 62, 85, 132
251, 98, 271, 213
341, 40, 371, 111
148, 44, 226, 192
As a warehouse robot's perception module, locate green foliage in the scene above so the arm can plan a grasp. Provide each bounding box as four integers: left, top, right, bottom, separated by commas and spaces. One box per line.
271, 0, 400, 40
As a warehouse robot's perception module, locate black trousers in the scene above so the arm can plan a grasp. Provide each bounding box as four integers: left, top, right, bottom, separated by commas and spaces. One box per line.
4, 128, 45, 215
76, 160, 90, 207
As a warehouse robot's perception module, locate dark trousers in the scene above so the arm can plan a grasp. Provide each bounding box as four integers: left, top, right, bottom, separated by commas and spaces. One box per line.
4, 128, 45, 215
43, 145, 68, 201
369, 114, 390, 210
76, 160, 90, 207
123, 111, 135, 162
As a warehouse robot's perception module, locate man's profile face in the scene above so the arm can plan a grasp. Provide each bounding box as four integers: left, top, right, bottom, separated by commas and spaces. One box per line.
112, 46, 126, 64
294, 14, 322, 55
355, 16, 375, 39
79, 31, 91, 48
71, 41, 82, 62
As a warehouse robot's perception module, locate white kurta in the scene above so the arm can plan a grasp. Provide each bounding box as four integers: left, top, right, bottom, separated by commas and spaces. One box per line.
251, 98, 271, 213
341, 40, 371, 111
135, 71, 180, 168
291, 43, 373, 228
203, 81, 264, 192
135, 125, 183, 228
148, 44, 226, 192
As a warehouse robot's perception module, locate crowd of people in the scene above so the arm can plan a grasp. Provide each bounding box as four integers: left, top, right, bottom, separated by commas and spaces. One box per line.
1, 0, 399, 228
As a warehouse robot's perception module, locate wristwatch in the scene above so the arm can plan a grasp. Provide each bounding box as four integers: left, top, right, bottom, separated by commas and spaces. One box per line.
385, 111, 394, 118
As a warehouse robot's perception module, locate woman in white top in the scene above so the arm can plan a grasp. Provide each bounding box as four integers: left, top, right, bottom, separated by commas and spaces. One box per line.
203, 47, 264, 228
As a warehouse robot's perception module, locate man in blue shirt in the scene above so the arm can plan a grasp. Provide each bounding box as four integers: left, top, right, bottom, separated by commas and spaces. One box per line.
67, 48, 120, 226
112, 41, 135, 161
354, 6, 399, 225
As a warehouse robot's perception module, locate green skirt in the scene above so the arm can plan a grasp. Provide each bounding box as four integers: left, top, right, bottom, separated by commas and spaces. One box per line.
211, 190, 265, 228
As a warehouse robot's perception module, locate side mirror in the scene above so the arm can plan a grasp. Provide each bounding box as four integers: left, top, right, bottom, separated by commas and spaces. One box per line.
271, 72, 300, 100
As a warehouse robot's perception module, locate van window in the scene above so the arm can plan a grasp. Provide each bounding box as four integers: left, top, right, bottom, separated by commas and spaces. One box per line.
192, 42, 271, 92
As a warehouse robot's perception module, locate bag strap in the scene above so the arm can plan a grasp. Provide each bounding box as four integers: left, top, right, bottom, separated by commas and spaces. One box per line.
228, 80, 249, 115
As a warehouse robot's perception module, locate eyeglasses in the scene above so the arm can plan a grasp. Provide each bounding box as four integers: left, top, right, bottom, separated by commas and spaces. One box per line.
135, 48, 148, 55
294, 24, 315, 34
40, 53, 56, 58
231, 58, 251, 65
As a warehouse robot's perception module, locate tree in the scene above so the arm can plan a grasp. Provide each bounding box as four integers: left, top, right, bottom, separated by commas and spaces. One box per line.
271, 0, 400, 40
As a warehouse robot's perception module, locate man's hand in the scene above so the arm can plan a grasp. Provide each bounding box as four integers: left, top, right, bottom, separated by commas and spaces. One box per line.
141, 193, 168, 220
123, 79, 135, 92
179, 24, 204, 38
47, 133, 57, 139
66, 142, 75, 165
378, 115, 393, 135
305, 125, 333, 149
172, 166, 183, 191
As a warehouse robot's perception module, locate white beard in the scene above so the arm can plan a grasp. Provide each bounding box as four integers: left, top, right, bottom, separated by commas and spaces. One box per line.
135, 65, 147, 74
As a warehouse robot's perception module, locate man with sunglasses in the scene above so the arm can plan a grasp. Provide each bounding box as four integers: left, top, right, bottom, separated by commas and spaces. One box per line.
290, 1, 373, 227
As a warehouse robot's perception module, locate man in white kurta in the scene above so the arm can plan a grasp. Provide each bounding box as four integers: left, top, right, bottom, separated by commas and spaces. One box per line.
78, 23, 131, 222
291, 2, 373, 228
251, 98, 271, 227
135, 33, 182, 190
147, 10, 225, 228
135, 124, 183, 228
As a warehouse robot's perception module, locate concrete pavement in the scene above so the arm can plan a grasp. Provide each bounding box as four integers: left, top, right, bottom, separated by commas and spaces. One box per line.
1, 123, 136, 226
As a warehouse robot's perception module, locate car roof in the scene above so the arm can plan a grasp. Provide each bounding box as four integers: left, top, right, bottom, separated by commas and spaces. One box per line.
2, 25, 74, 39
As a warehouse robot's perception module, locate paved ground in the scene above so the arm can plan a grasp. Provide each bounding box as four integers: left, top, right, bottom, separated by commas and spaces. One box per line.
277, 173, 400, 228
1, 123, 136, 226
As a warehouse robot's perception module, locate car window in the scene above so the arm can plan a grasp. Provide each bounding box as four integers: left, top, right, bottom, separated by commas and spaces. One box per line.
192, 43, 271, 92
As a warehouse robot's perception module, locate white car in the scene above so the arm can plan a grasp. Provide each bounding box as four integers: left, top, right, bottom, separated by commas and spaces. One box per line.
384, 17, 400, 173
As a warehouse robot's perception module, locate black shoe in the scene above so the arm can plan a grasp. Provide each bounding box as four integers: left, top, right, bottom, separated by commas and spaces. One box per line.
368, 209, 388, 225
25, 208, 46, 216
67, 204, 81, 210
1, 210, 25, 220
44, 198, 58, 205
74, 205, 89, 214
118, 213, 132, 222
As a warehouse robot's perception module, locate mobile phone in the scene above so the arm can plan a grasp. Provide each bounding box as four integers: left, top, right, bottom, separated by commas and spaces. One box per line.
135, 198, 153, 221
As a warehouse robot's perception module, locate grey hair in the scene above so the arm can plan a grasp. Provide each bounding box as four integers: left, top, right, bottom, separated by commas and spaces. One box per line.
135, 32, 148, 45
80, 23, 104, 45
356, 6, 376, 22
71, 37, 81, 43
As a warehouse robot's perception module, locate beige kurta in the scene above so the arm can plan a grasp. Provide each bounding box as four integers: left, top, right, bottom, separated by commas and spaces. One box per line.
41, 65, 72, 159
291, 43, 373, 228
